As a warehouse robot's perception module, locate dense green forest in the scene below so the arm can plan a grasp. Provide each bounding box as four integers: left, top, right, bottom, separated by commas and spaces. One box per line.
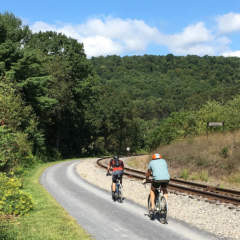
2, 12, 240, 168
90, 54, 240, 150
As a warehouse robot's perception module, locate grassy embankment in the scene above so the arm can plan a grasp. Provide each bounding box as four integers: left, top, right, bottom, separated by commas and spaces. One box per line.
127, 130, 240, 190
0, 161, 93, 240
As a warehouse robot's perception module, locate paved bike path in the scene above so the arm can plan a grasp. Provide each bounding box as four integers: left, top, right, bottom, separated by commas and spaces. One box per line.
40, 160, 218, 240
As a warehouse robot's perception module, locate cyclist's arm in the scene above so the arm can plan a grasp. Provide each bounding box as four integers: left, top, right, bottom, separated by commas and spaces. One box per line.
146, 169, 151, 180
122, 161, 124, 170
107, 159, 112, 172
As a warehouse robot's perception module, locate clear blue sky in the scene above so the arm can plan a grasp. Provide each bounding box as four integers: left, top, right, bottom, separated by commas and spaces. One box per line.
1, 0, 240, 58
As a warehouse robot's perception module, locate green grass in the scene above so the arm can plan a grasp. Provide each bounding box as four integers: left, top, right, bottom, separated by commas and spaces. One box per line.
179, 169, 190, 180
1, 161, 93, 240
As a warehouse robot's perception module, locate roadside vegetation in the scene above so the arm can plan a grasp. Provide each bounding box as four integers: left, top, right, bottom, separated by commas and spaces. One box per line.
0, 162, 92, 240
127, 130, 240, 189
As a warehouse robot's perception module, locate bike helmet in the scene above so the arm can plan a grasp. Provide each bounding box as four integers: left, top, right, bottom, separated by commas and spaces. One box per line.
113, 155, 119, 160
152, 153, 162, 160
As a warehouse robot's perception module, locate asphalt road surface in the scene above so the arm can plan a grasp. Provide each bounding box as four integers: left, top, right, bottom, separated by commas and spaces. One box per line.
40, 160, 218, 240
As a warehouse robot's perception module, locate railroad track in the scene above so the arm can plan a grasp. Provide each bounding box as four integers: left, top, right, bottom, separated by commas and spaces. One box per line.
97, 157, 240, 206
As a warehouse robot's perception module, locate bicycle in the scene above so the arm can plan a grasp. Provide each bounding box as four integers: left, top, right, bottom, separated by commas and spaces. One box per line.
143, 179, 168, 224
115, 175, 123, 203
107, 172, 123, 203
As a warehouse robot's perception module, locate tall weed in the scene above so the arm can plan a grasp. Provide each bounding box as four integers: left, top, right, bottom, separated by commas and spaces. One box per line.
180, 169, 189, 180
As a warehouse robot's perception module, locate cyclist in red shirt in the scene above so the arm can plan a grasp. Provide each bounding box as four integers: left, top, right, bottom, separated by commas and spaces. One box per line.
107, 156, 124, 200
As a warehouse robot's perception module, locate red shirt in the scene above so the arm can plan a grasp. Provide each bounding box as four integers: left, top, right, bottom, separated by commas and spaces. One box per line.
110, 159, 124, 172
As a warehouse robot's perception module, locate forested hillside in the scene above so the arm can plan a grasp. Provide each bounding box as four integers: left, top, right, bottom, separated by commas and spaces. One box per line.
2, 12, 240, 168
91, 54, 240, 116
90, 54, 240, 151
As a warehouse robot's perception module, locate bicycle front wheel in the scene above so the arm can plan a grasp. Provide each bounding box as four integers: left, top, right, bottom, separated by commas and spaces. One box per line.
147, 195, 152, 212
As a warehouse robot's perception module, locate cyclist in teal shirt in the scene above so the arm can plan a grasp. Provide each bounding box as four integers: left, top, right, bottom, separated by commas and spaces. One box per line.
146, 153, 170, 213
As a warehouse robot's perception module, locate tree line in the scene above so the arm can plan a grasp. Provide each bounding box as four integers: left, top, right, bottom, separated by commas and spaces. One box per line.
1, 12, 240, 173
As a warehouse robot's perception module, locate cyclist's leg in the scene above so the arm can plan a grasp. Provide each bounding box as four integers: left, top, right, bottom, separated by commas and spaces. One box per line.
162, 182, 169, 201
112, 173, 117, 200
120, 173, 124, 199
150, 184, 156, 210
112, 172, 117, 192
112, 182, 116, 192
163, 188, 168, 200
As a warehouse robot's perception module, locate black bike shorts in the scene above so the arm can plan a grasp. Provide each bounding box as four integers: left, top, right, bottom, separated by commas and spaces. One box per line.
112, 170, 123, 183
152, 180, 169, 189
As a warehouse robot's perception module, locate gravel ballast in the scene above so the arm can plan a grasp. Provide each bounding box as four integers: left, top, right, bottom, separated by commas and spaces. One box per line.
76, 158, 240, 240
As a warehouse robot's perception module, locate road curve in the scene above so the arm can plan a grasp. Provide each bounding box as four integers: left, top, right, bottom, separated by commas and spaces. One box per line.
40, 160, 218, 240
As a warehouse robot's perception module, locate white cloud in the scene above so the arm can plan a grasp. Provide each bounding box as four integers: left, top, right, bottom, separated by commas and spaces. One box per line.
216, 12, 240, 34
168, 22, 213, 47
77, 17, 161, 53
162, 22, 215, 55
29, 16, 235, 57
83, 35, 123, 56
30, 17, 162, 57
31, 21, 57, 32
222, 50, 240, 57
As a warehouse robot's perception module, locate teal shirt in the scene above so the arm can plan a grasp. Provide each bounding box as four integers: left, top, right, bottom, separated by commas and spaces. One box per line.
148, 159, 170, 181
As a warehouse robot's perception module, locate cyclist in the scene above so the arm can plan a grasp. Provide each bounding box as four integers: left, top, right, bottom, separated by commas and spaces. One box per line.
107, 156, 124, 200
145, 153, 170, 214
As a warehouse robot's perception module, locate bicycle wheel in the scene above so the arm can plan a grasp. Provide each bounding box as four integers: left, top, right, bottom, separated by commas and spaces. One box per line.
159, 196, 167, 222
118, 184, 123, 202
155, 194, 161, 211
147, 194, 151, 212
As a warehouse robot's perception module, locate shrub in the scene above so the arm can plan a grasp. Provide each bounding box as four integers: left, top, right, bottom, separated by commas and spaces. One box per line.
0, 127, 35, 171
0, 173, 33, 216
220, 147, 229, 158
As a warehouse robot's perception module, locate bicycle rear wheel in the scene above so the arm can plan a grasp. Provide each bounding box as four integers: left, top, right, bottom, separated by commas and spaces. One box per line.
159, 196, 167, 223
118, 184, 123, 202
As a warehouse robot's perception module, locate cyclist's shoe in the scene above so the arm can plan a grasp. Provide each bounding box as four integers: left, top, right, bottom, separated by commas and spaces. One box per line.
161, 218, 168, 224
149, 209, 155, 220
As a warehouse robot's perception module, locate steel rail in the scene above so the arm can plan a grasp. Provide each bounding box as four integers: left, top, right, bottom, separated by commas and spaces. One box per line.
97, 157, 240, 206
